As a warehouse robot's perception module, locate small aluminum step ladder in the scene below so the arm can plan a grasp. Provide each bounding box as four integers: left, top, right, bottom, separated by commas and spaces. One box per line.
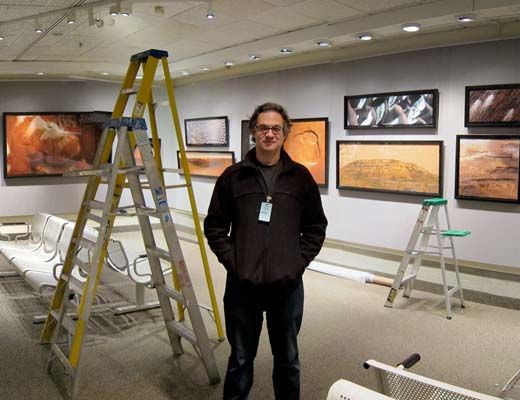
384, 198, 469, 319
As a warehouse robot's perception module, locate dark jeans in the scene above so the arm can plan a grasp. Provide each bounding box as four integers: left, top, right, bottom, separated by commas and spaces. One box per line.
223, 276, 304, 400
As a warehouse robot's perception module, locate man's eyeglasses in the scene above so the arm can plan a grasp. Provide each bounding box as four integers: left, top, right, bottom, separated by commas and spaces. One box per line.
255, 125, 283, 135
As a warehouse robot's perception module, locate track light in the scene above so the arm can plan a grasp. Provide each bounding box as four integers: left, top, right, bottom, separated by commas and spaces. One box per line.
110, 1, 121, 16
206, 0, 215, 19
34, 18, 44, 33
88, 7, 95, 26
120, 2, 131, 16
95, 18, 104, 28
67, 9, 76, 24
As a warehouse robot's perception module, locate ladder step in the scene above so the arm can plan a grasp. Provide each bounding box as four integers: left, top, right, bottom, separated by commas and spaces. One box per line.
166, 320, 197, 345
74, 258, 92, 274
88, 200, 105, 210
65, 167, 110, 177
147, 247, 173, 262
86, 213, 104, 224
119, 166, 145, 174
401, 274, 417, 284
121, 87, 138, 95
156, 284, 186, 305
50, 310, 76, 335
164, 183, 190, 190
50, 343, 75, 375
78, 237, 96, 251
448, 286, 461, 297
136, 206, 160, 217
442, 229, 471, 237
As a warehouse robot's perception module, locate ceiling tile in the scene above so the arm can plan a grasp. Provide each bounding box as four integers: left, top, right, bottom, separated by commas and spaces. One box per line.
250, 5, 318, 30
334, 0, 423, 13
295, 0, 361, 22
171, 4, 240, 28
213, 0, 276, 19
264, 0, 306, 6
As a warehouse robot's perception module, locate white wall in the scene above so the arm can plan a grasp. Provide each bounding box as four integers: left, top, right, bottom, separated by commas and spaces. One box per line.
164, 39, 520, 269
0, 81, 120, 216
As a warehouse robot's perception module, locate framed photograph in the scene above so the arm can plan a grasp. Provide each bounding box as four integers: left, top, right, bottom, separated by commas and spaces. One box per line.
134, 138, 161, 167
464, 84, 520, 127
344, 89, 438, 129
284, 118, 329, 187
337, 140, 443, 196
184, 116, 229, 146
3, 111, 111, 178
455, 135, 520, 203
177, 150, 235, 178
241, 119, 254, 160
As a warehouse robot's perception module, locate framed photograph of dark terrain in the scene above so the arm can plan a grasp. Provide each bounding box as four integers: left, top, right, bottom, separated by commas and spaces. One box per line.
455, 135, 520, 203
465, 84, 520, 127
345, 89, 438, 129
337, 140, 443, 196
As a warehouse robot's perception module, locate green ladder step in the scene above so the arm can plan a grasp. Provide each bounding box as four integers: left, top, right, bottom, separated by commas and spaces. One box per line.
423, 198, 447, 206
442, 230, 471, 237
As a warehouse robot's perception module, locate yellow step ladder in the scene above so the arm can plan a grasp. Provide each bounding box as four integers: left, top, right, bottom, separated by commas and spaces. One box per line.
40, 49, 223, 399
384, 198, 469, 319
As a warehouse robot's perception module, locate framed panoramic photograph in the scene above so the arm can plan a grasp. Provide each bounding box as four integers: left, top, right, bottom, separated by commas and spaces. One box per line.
184, 116, 229, 146
3, 111, 111, 178
177, 150, 235, 178
464, 84, 520, 127
455, 135, 520, 203
284, 118, 329, 187
344, 89, 438, 129
241, 119, 254, 160
337, 140, 443, 196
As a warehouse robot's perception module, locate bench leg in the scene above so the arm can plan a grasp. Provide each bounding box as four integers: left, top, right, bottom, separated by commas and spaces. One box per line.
113, 283, 161, 315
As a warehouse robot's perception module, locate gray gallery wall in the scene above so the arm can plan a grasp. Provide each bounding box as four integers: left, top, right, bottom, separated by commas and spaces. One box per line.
0, 81, 120, 216
165, 38, 520, 270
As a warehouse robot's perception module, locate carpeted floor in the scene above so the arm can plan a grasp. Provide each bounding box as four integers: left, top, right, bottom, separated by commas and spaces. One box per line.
0, 231, 519, 400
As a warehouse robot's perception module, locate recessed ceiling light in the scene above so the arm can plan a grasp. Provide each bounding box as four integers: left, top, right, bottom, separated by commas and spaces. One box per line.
457, 14, 476, 22
249, 54, 261, 60
37, 72, 44, 76
280, 48, 293, 54
402, 23, 421, 32
316, 40, 331, 47
180, 71, 190, 76
357, 32, 373, 41
224, 61, 235, 67
206, 11, 215, 19
200, 66, 209, 71
100, 72, 109, 75
35, 28, 44, 33
0, 36, 4, 41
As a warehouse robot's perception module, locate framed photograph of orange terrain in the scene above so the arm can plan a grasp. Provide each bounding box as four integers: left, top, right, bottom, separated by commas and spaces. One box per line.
283, 118, 329, 187
337, 140, 443, 197
3, 112, 111, 179
455, 135, 520, 203
177, 150, 235, 178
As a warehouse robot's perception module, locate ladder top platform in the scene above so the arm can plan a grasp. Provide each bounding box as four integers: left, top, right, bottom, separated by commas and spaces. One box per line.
130, 49, 169, 62
423, 198, 447, 206
103, 117, 147, 130
442, 229, 471, 237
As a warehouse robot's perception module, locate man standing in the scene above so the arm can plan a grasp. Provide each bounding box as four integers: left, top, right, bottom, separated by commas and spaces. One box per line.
204, 102, 327, 400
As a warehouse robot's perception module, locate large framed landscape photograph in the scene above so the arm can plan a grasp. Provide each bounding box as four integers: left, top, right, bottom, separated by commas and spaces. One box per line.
345, 89, 438, 129
3, 111, 111, 178
284, 118, 329, 187
184, 116, 229, 146
177, 150, 235, 178
337, 140, 443, 196
465, 84, 520, 127
455, 135, 520, 203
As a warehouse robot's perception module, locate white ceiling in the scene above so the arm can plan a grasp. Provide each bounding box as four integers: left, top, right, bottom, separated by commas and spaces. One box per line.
0, 0, 519, 85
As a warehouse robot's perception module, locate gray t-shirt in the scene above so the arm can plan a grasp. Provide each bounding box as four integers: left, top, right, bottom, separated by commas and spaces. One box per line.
258, 162, 281, 197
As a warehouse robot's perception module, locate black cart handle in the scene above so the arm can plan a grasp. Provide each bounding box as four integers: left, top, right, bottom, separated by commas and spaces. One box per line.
397, 353, 421, 369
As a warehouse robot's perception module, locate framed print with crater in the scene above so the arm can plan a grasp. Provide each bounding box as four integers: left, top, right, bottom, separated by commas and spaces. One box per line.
455, 135, 520, 203
284, 118, 329, 187
184, 116, 229, 146
3, 111, 111, 179
464, 84, 520, 127
177, 150, 235, 178
344, 89, 438, 129
336, 140, 443, 196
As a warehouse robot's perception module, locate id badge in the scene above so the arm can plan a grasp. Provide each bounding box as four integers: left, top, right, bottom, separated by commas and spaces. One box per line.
258, 201, 273, 223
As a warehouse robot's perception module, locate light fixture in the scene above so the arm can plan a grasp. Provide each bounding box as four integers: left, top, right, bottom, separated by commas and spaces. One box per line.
154, 6, 165, 16
206, 0, 215, 19
357, 32, 373, 41
316, 40, 331, 47
88, 7, 95, 26
34, 19, 44, 33
101, 72, 109, 75
110, 1, 121, 16
280, 48, 293, 54
180, 71, 190, 76
200, 66, 209, 71
120, 2, 131, 16
0, 35, 4, 41
224, 61, 234, 67
457, 14, 476, 22
249, 54, 261, 60
402, 22, 421, 32
67, 9, 76, 24
95, 18, 104, 28
37, 72, 44, 76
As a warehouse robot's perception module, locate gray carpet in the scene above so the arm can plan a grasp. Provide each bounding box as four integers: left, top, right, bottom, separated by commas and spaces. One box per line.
0, 233, 519, 400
